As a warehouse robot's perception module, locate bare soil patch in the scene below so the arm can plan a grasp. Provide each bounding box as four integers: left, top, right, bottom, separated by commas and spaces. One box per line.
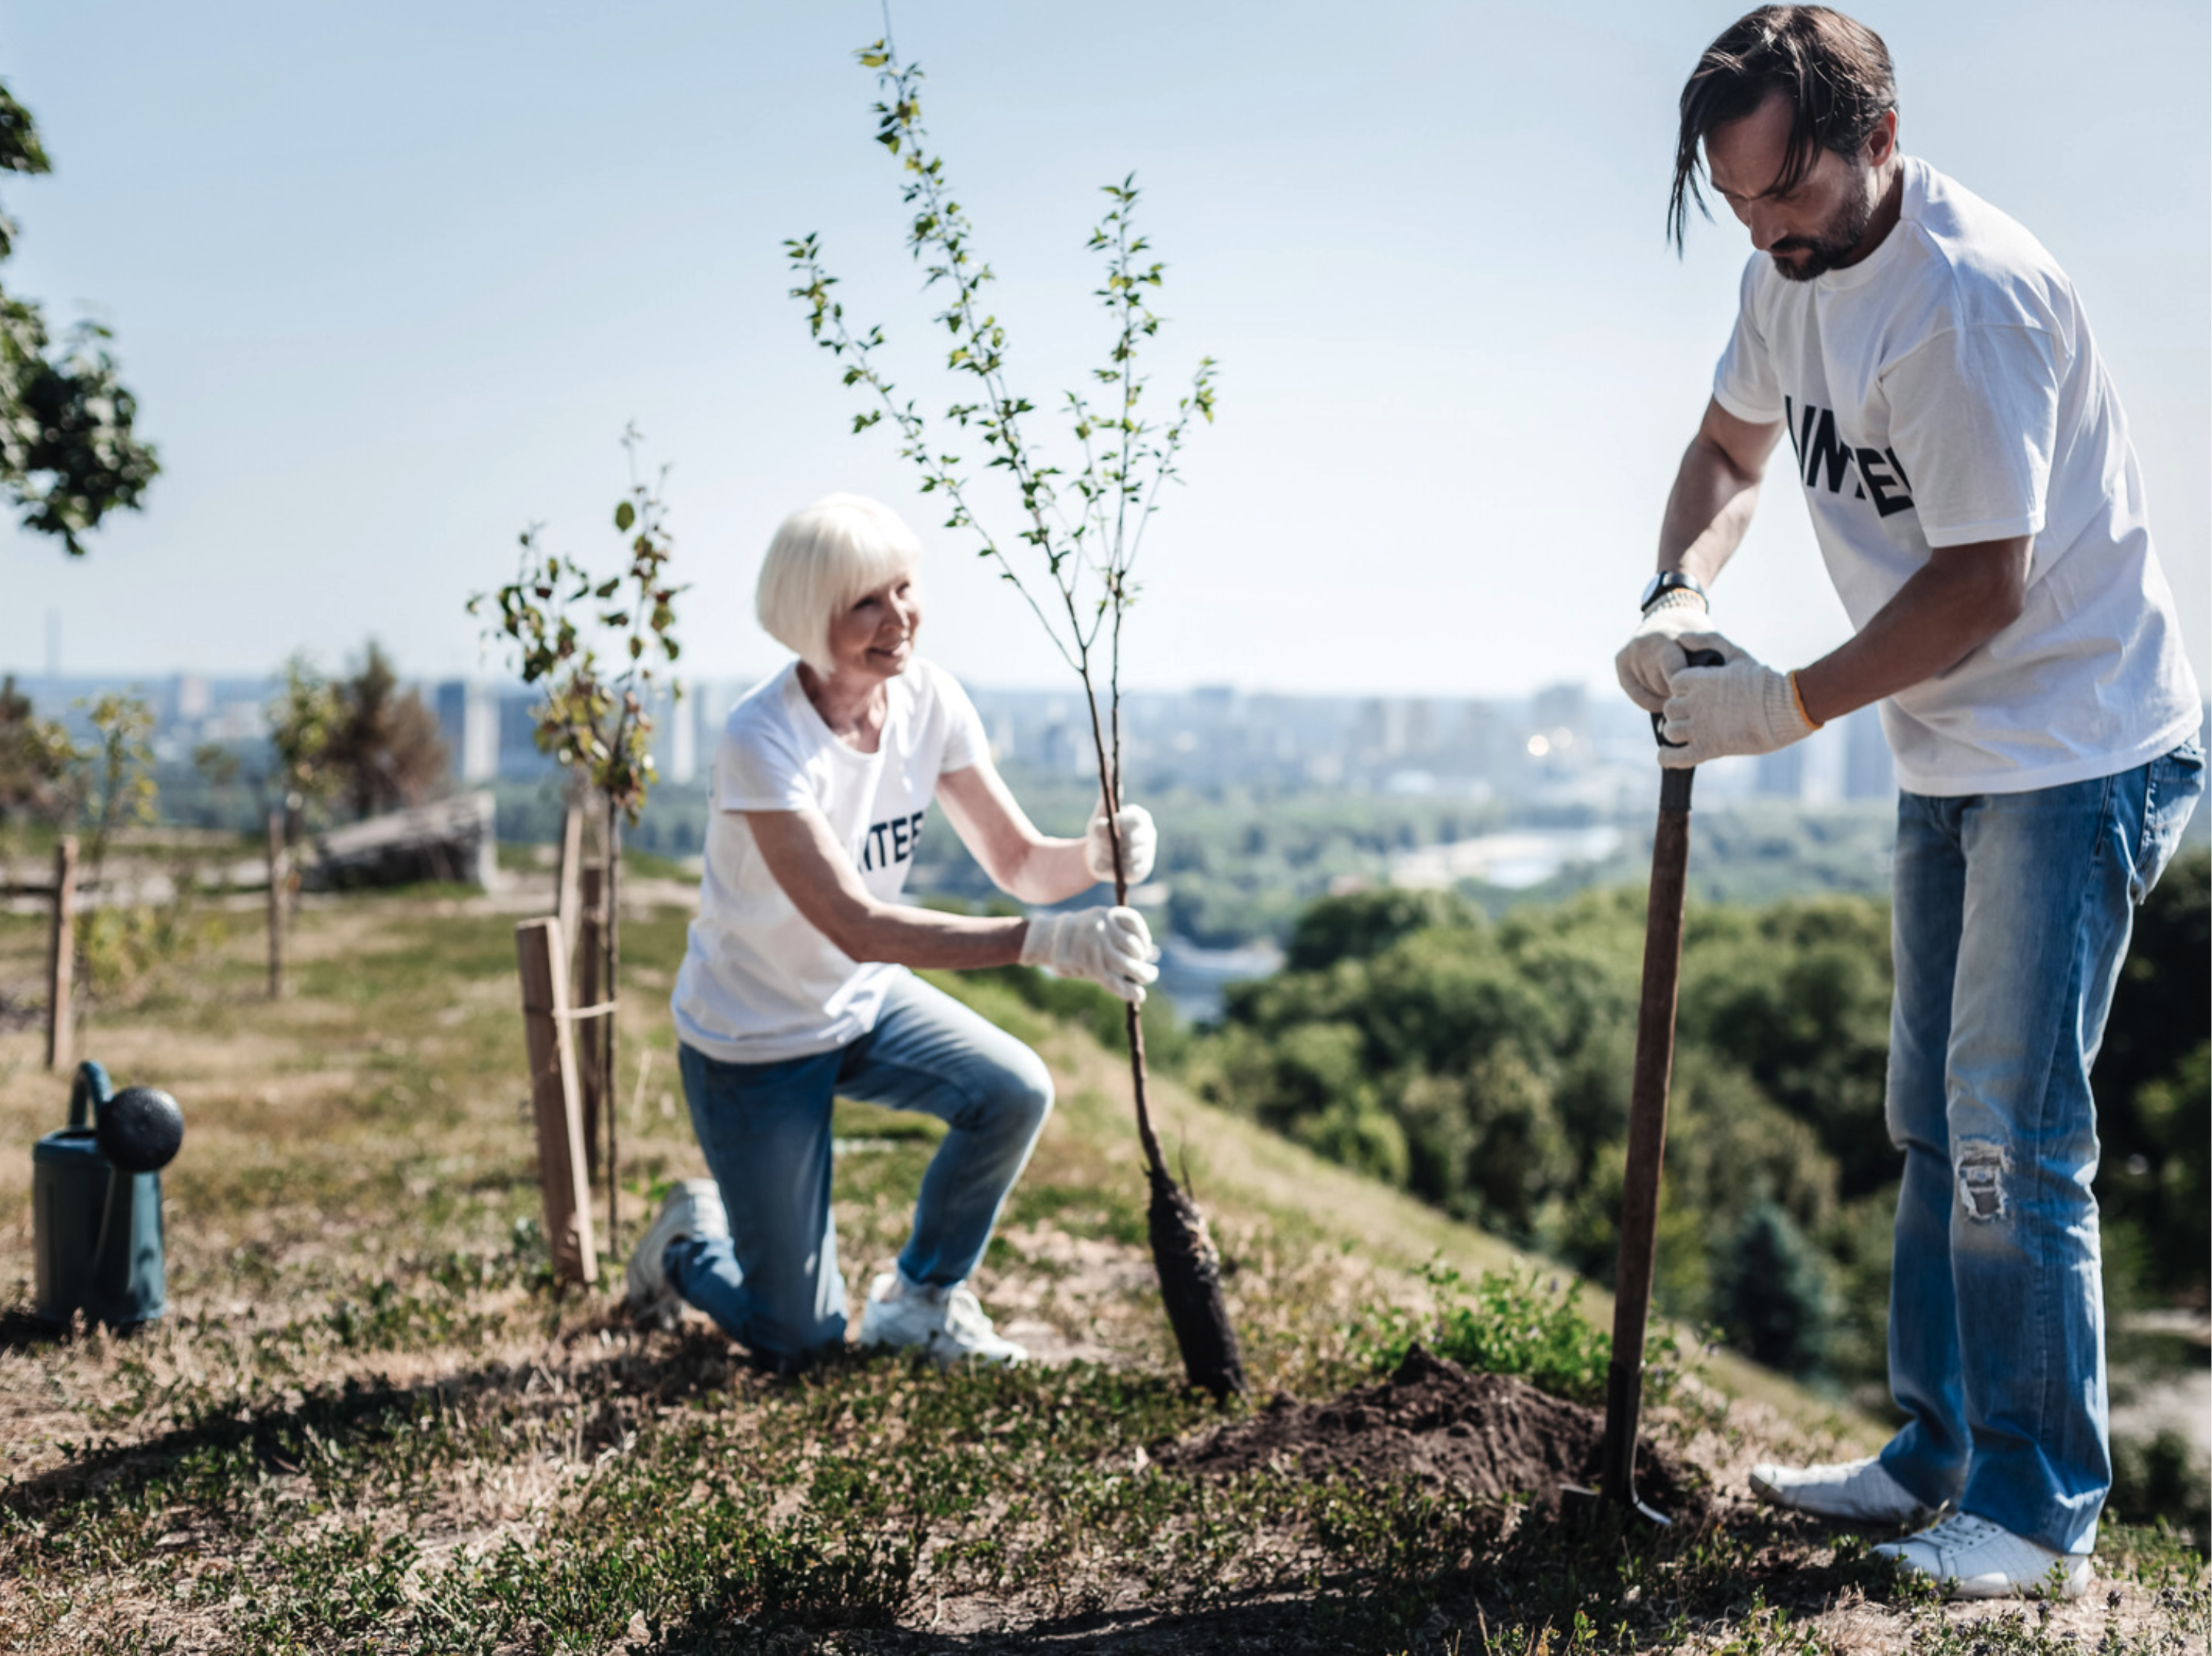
1160, 1343, 1712, 1521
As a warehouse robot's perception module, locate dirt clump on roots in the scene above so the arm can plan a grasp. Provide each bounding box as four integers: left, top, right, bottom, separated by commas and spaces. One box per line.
1157, 1344, 1712, 1521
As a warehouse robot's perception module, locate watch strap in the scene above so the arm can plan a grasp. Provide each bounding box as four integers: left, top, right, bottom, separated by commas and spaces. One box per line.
1641, 570, 1707, 613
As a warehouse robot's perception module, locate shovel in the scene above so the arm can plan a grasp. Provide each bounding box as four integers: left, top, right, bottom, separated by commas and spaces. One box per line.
1563, 644, 1723, 1527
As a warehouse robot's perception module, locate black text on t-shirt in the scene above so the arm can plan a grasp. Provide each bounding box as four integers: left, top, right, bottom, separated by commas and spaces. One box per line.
1784, 396, 1916, 519
858, 810, 928, 873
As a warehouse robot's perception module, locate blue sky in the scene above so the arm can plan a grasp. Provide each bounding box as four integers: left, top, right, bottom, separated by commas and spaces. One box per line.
0, 1, 2203, 698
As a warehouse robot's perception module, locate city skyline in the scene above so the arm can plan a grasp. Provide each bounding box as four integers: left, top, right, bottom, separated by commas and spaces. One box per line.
7, 659, 1914, 815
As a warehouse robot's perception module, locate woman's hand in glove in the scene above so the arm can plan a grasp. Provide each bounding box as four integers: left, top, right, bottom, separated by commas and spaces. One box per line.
1019, 906, 1160, 1005
1658, 631, 1819, 768
1083, 803, 1157, 886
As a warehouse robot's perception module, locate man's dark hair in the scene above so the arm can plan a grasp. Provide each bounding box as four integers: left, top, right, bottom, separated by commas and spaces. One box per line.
1670, 6, 1897, 251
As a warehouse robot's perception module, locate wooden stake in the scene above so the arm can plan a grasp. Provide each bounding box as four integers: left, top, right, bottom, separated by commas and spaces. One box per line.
514, 916, 598, 1284
44, 836, 76, 1073
553, 799, 584, 942
576, 864, 605, 1181
265, 809, 286, 1000
603, 808, 621, 1259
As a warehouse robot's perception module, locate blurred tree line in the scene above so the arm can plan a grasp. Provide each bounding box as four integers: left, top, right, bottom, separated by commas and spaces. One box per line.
907, 770, 1899, 948
5, 645, 448, 854
1183, 858, 2210, 1388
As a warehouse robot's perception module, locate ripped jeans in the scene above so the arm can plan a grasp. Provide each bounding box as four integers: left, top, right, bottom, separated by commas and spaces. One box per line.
1878, 740, 2205, 1554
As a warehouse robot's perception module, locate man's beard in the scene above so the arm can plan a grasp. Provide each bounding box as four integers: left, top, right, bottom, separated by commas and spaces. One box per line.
1769, 186, 1875, 282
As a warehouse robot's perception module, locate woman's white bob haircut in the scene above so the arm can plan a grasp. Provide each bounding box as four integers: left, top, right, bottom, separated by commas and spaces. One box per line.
755, 493, 922, 676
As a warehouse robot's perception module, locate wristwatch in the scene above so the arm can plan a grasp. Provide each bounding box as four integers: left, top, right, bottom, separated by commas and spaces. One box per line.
1639, 571, 1707, 613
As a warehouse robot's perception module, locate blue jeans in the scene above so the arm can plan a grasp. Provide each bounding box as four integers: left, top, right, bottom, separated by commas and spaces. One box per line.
664, 971, 1053, 1367
1877, 741, 2204, 1554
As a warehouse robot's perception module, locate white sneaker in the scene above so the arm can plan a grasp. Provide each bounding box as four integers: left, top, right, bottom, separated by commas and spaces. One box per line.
626, 1179, 727, 1329
858, 1271, 1027, 1367
1749, 1455, 1926, 1524
1874, 1512, 2092, 1600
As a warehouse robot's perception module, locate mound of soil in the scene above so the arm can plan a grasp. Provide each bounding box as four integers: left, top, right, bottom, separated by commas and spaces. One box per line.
1157, 1345, 1710, 1521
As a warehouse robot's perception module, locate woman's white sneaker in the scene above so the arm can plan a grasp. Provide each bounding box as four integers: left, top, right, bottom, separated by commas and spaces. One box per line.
1749, 1455, 1926, 1523
1874, 1512, 2092, 1599
858, 1272, 1027, 1367
626, 1179, 728, 1330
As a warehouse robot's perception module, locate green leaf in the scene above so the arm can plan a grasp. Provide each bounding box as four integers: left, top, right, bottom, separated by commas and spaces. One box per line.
614, 500, 636, 531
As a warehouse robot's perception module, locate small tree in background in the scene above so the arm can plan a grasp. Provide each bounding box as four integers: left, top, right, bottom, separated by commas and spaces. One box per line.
72, 691, 217, 1002
1711, 1200, 1833, 1378
77, 692, 155, 883
786, 36, 1241, 1396
0, 81, 158, 555
329, 643, 450, 820
265, 645, 449, 831
266, 653, 346, 837
0, 673, 79, 830
471, 429, 683, 1257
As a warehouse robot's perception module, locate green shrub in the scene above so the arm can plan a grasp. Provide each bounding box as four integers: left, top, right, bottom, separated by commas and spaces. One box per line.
2109, 1428, 2211, 1560
1347, 1260, 1680, 1409
1710, 1202, 1833, 1378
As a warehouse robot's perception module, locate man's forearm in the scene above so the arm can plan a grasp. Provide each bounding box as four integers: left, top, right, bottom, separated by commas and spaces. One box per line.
1657, 430, 1763, 587
1793, 539, 2030, 725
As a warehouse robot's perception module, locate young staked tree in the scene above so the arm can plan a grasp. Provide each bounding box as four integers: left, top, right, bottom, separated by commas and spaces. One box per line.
471, 430, 682, 1259
786, 39, 1242, 1396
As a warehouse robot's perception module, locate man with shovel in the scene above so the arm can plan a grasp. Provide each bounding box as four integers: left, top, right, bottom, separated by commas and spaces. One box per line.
1615, 4, 2203, 1600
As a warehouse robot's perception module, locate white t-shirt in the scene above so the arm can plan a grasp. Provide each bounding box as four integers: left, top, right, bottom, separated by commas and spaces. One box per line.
670, 657, 988, 1063
1712, 156, 2200, 796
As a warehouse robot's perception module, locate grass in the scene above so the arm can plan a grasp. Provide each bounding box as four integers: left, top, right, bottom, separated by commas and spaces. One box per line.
0, 886, 2204, 1653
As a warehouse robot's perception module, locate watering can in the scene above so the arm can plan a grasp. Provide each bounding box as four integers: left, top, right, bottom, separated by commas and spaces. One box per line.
31, 1060, 184, 1330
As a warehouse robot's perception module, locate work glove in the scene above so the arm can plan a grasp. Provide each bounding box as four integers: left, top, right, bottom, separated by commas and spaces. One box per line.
1657, 631, 1819, 769
1614, 588, 1711, 713
1020, 906, 1161, 1005
1083, 802, 1157, 886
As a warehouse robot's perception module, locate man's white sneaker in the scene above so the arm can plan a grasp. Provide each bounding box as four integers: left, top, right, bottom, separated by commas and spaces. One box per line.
626, 1179, 728, 1330
858, 1271, 1027, 1367
1874, 1512, 2091, 1599
1749, 1455, 1926, 1524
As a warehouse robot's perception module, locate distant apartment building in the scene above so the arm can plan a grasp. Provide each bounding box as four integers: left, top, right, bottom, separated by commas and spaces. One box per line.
1842, 704, 1894, 800
1748, 703, 1893, 804
433, 680, 501, 783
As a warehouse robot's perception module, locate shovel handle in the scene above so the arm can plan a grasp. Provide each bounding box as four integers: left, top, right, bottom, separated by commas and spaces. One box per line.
1650, 647, 1726, 750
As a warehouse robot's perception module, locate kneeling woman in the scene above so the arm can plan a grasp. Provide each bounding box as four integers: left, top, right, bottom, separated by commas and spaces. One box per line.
628, 493, 1159, 1368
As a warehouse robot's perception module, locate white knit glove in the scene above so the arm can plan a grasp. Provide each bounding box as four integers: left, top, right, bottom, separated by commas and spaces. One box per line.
1019, 906, 1160, 1004
1657, 631, 1819, 768
1615, 588, 1712, 712
1083, 803, 1157, 885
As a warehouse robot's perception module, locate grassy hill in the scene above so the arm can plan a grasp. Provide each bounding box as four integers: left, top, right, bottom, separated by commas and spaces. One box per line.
0, 885, 2202, 1653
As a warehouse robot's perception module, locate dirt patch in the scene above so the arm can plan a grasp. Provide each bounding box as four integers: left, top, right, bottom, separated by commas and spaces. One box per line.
1157, 1344, 1712, 1521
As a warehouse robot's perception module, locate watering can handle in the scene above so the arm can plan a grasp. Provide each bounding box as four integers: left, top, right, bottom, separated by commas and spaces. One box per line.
68, 1060, 114, 1130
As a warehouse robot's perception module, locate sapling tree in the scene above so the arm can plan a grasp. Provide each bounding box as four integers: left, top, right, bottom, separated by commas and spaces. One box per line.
73, 692, 210, 1005
266, 654, 345, 842
0, 673, 77, 828
785, 40, 1243, 1396
470, 428, 683, 1257
78, 691, 155, 883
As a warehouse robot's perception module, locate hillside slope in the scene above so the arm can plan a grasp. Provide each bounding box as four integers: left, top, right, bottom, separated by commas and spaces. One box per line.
0, 889, 2200, 1654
